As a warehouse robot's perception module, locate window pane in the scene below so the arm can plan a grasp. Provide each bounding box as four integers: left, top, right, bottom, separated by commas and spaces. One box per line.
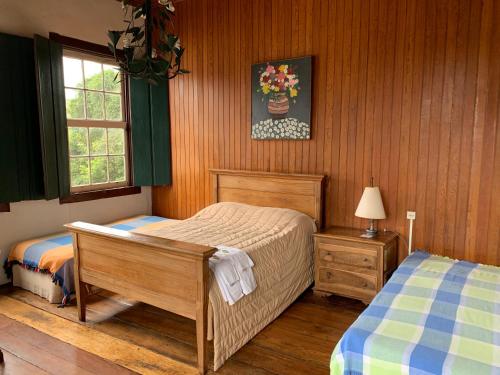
70, 157, 90, 187
68, 127, 88, 156
63, 57, 83, 88
105, 93, 122, 121
65, 88, 85, 119
107, 128, 125, 154
109, 156, 126, 182
103, 64, 121, 93
90, 156, 108, 184
83, 60, 103, 90
85, 91, 104, 120
89, 128, 107, 155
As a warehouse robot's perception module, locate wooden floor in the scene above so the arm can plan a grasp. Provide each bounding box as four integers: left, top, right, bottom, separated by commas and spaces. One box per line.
0, 286, 365, 374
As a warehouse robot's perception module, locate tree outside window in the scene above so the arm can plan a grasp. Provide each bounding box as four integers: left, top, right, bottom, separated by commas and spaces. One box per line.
63, 53, 129, 192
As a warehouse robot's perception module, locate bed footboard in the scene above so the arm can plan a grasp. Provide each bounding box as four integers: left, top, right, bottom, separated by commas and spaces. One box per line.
65, 222, 216, 374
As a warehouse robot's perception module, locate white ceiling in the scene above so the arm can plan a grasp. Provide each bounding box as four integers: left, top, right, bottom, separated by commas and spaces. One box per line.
0, 0, 125, 44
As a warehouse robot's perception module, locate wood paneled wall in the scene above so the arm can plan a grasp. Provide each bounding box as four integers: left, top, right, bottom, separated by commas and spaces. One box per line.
153, 0, 500, 264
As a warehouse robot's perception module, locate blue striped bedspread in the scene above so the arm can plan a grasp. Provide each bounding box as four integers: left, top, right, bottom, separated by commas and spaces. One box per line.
4, 215, 174, 304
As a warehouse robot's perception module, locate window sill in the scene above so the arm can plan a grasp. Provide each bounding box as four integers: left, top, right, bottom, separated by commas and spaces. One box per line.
59, 186, 141, 204
0, 203, 10, 212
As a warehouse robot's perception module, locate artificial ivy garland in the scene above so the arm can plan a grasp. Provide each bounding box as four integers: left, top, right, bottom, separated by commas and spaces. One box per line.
108, 0, 188, 84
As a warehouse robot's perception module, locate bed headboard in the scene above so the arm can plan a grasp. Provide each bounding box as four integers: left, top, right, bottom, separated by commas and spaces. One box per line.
209, 169, 326, 228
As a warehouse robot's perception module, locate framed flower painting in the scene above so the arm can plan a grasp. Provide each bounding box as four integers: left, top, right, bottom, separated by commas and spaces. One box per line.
251, 56, 312, 140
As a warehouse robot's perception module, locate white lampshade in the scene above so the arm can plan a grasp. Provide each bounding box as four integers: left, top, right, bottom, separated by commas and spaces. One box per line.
355, 187, 386, 220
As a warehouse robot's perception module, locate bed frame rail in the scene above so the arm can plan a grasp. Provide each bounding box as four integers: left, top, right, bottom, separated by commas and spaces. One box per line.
65, 221, 216, 374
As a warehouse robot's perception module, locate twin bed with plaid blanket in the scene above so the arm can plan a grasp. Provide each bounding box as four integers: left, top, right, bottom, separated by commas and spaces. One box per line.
331, 251, 500, 375
4, 215, 173, 304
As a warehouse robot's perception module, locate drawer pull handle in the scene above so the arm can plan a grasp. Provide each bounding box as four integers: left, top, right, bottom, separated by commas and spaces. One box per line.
324, 255, 333, 262
363, 258, 369, 262
326, 271, 332, 278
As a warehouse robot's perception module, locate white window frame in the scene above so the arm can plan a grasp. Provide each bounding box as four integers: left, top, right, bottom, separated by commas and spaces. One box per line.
63, 49, 130, 193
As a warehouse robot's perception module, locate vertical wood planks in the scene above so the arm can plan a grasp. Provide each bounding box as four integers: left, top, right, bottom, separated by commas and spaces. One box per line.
153, 0, 499, 265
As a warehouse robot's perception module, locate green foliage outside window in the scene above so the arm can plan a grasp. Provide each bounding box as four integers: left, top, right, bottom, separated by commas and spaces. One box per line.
66, 70, 121, 120
66, 69, 126, 188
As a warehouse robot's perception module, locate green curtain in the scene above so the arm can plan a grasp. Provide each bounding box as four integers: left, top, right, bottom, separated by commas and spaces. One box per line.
130, 79, 172, 186
34, 35, 70, 199
0, 33, 45, 203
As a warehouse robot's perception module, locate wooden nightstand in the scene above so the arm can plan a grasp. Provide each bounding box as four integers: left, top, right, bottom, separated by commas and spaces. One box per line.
313, 227, 398, 304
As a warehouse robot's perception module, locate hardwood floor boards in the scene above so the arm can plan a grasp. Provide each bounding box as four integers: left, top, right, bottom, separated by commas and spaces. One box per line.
0, 314, 134, 375
0, 286, 365, 374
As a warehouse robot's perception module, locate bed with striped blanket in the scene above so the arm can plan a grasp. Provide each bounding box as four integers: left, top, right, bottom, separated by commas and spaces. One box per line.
4, 215, 174, 304
331, 251, 500, 375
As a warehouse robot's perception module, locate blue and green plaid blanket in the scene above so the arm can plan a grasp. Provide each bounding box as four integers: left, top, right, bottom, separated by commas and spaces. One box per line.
331, 251, 500, 375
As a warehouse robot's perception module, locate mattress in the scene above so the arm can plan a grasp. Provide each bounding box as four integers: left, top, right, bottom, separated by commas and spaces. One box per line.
133, 201, 317, 370
12, 264, 63, 303
330, 251, 500, 375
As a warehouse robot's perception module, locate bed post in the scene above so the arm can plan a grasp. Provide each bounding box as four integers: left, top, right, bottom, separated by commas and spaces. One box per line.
196, 257, 210, 374
72, 233, 87, 322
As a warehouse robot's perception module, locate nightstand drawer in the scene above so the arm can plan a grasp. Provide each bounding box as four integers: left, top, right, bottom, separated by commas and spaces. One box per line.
318, 243, 378, 271
313, 227, 398, 304
318, 267, 377, 291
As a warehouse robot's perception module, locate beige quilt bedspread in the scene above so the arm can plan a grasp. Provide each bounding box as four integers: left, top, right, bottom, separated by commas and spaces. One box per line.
132, 202, 316, 370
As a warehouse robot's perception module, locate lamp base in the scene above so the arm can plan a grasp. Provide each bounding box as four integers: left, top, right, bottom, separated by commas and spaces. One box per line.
362, 228, 378, 238
361, 219, 378, 238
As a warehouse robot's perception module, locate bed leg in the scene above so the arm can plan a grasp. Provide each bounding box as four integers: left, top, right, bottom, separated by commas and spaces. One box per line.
0, 348, 4, 363
75, 281, 88, 322
196, 260, 209, 374
72, 233, 87, 322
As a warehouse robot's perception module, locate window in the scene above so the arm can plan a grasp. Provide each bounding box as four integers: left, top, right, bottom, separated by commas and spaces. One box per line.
62, 50, 129, 192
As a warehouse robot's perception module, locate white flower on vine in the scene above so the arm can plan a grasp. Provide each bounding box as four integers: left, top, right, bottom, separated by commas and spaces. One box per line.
122, 37, 131, 48
159, 0, 175, 12
174, 38, 181, 50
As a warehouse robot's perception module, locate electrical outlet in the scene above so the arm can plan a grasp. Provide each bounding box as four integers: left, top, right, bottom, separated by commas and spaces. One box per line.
407, 211, 416, 220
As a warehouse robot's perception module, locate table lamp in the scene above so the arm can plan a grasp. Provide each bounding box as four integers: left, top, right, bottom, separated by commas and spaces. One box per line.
355, 185, 386, 238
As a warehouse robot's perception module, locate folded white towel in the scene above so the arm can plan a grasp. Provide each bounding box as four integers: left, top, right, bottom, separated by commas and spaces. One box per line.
217, 245, 256, 295
238, 267, 256, 295
209, 254, 243, 304
209, 245, 256, 305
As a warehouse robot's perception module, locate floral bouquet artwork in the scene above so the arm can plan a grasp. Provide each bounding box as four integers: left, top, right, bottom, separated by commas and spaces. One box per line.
251, 56, 311, 140
259, 64, 299, 118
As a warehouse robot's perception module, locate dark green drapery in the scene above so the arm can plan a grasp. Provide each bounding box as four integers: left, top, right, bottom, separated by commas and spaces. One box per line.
0, 33, 69, 203
0, 33, 45, 203
34, 35, 70, 199
130, 79, 172, 186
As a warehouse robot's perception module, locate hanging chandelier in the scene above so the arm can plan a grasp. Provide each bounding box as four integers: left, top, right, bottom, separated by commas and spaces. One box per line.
108, 0, 188, 84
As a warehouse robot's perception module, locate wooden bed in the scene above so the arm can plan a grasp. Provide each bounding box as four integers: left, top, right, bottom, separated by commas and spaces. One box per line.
65, 169, 325, 374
